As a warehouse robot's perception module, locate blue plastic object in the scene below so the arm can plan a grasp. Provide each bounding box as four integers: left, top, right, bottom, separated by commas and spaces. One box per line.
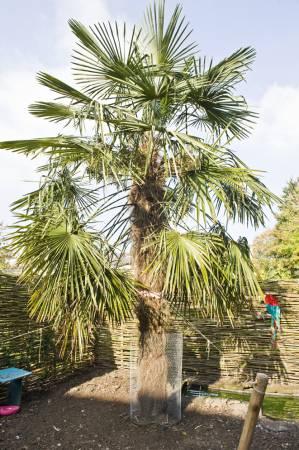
0, 368, 31, 383
0, 367, 31, 406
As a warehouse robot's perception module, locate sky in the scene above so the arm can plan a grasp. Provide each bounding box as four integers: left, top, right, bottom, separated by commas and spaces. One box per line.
0, 0, 299, 243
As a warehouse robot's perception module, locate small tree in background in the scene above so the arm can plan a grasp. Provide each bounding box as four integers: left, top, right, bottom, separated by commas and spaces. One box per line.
0, 1, 278, 420
253, 178, 299, 279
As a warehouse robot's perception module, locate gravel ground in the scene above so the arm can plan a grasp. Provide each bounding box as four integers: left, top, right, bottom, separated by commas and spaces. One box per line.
0, 368, 298, 450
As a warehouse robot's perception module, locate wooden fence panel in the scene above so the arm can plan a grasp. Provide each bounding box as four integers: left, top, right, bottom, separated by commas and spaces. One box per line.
0, 273, 93, 400
1, 272, 299, 397
95, 280, 299, 385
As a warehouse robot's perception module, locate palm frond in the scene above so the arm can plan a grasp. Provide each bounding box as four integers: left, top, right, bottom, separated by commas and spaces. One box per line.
29, 102, 83, 123
211, 224, 262, 299
0, 136, 82, 156
36, 72, 92, 103
144, 0, 196, 66
10, 193, 136, 357
144, 228, 260, 321
69, 18, 142, 99
164, 135, 279, 227
175, 47, 257, 138
0, 136, 137, 184
11, 167, 99, 216
171, 165, 278, 228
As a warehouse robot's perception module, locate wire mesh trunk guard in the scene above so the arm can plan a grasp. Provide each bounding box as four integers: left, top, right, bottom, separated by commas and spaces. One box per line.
130, 332, 183, 425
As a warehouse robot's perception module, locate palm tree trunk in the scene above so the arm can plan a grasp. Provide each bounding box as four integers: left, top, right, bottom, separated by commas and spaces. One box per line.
130, 175, 170, 423
130, 176, 165, 289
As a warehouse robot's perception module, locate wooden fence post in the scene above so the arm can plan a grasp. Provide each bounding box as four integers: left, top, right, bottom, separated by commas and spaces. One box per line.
237, 372, 269, 450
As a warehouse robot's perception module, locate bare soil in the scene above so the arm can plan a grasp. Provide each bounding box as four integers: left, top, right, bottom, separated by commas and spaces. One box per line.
0, 367, 298, 450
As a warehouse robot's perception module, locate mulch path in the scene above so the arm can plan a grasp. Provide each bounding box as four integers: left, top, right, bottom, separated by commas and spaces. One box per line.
0, 367, 298, 449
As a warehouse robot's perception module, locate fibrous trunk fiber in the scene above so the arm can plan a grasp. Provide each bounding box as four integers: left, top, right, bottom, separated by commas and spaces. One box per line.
130, 177, 170, 423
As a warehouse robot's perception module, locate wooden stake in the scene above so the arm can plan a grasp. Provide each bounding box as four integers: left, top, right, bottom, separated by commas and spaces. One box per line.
237, 373, 269, 450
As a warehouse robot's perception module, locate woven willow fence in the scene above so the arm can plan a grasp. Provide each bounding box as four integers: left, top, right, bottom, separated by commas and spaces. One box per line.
95, 280, 299, 385
0, 273, 94, 400
1, 272, 299, 399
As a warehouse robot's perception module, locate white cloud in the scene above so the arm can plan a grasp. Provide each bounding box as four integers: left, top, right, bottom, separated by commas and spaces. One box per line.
230, 84, 299, 242
238, 84, 299, 193
0, 70, 59, 225
59, 0, 111, 25
54, 0, 113, 53
0, 71, 58, 140
0, 0, 113, 225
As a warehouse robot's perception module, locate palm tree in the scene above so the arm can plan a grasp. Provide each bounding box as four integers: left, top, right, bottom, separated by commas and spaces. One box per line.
1, 1, 278, 420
